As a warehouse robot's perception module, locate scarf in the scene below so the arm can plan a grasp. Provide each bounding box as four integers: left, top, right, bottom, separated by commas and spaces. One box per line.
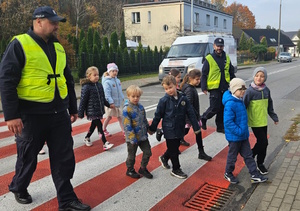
251, 81, 266, 91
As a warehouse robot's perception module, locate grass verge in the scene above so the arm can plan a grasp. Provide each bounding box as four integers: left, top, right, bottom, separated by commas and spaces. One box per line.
283, 114, 300, 142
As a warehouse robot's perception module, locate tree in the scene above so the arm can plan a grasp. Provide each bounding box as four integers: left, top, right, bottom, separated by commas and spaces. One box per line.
102, 36, 109, 52
260, 36, 268, 48
87, 27, 94, 56
250, 44, 267, 62
224, 2, 256, 29
123, 48, 131, 74
93, 30, 101, 50
71, 0, 87, 38
110, 31, 119, 53
211, 0, 227, 11
247, 37, 254, 50
120, 31, 127, 51
239, 32, 248, 50
99, 48, 108, 74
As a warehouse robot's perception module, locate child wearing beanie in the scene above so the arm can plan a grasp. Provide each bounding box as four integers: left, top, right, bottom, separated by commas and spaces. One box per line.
222, 78, 267, 184
102, 63, 125, 137
243, 67, 279, 175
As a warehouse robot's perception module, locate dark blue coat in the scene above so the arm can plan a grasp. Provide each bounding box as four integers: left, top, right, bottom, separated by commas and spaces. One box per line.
78, 80, 109, 119
149, 91, 200, 139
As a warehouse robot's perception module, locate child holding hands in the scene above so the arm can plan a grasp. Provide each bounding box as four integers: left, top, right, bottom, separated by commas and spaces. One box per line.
222, 78, 267, 184
123, 85, 153, 179
243, 67, 279, 175
149, 75, 201, 179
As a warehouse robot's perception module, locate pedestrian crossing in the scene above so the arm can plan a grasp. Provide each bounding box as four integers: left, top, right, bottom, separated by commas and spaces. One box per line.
0, 114, 250, 211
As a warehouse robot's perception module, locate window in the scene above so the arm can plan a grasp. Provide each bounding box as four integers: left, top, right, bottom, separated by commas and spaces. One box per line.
194, 12, 199, 24
223, 19, 227, 29
132, 36, 141, 43
214, 16, 218, 27
132, 12, 140, 24
148, 11, 151, 23
206, 14, 210, 26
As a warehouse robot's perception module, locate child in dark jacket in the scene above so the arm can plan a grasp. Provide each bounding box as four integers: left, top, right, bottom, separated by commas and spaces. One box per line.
222, 78, 267, 184
78, 66, 114, 150
149, 75, 201, 179
180, 69, 212, 161
123, 85, 153, 179
243, 67, 279, 175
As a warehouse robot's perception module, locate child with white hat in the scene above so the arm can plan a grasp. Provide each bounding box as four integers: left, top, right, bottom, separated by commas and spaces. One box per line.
222, 78, 267, 184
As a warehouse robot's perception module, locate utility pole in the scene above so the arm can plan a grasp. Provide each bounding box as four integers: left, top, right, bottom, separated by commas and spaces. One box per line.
277, 0, 282, 60
191, 0, 194, 32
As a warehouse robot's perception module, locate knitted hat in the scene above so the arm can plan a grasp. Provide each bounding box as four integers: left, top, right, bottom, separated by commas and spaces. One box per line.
107, 63, 118, 73
253, 67, 267, 82
229, 78, 246, 94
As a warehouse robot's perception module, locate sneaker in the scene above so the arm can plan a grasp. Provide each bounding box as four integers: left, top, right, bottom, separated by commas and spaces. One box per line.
103, 142, 114, 151
251, 174, 268, 183
201, 118, 207, 130
126, 169, 140, 178
138, 167, 153, 179
180, 139, 190, 146
156, 128, 163, 142
159, 156, 170, 169
257, 164, 268, 175
59, 200, 91, 211
103, 129, 112, 137
224, 173, 239, 184
84, 137, 93, 147
198, 151, 212, 161
171, 168, 188, 179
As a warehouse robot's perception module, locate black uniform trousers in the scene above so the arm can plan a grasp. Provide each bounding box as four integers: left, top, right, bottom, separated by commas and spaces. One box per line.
202, 89, 224, 130
9, 110, 78, 208
251, 126, 268, 165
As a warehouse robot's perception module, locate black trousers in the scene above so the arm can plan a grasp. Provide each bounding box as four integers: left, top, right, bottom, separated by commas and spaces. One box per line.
163, 138, 181, 170
86, 119, 107, 143
9, 111, 78, 208
184, 127, 204, 151
251, 126, 268, 165
202, 90, 224, 129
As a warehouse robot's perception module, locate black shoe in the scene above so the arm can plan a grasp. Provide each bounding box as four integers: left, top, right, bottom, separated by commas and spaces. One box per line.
216, 128, 225, 133
12, 190, 32, 204
126, 169, 141, 178
257, 164, 268, 175
138, 167, 153, 179
170, 168, 188, 179
59, 200, 91, 211
159, 155, 170, 169
198, 151, 212, 161
180, 139, 190, 146
201, 118, 207, 130
156, 128, 163, 142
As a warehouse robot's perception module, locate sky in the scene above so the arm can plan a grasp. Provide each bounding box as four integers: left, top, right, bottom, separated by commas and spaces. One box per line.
226, 0, 299, 32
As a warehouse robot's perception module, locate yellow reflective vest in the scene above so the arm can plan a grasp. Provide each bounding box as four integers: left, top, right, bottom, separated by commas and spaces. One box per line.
14, 34, 68, 103
206, 54, 231, 90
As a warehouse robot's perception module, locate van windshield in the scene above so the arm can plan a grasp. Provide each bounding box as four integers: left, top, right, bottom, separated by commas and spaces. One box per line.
166, 43, 208, 58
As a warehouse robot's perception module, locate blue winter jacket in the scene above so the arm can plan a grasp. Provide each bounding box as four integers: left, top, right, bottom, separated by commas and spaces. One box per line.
222, 90, 249, 142
149, 91, 200, 139
102, 76, 124, 107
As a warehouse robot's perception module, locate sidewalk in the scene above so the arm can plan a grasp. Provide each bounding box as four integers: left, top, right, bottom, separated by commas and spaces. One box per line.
244, 139, 300, 211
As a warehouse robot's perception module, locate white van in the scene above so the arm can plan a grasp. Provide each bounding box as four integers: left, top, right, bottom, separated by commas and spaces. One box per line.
158, 34, 237, 81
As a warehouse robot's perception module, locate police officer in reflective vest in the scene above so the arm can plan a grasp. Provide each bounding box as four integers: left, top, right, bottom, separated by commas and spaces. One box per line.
0, 6, 90, 211
200, 38, 236, 133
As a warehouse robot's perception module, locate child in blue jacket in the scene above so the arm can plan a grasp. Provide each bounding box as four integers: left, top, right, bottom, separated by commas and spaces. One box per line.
149, 75, 201, 179
222, 78, 267, 184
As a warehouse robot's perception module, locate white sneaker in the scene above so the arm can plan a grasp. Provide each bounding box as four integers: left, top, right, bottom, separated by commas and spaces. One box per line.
103, 142, 114, 151
84, 137, 93, 147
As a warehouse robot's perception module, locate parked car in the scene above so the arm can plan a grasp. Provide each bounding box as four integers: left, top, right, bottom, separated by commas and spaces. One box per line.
278, 52, 292, 62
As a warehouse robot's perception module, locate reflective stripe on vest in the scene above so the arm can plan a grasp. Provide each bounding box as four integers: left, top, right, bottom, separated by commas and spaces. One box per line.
14, 34, 68, 102
206, 54, 231, 90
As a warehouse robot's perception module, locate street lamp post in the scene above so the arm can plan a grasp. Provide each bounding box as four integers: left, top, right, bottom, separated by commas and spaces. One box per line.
277, 0, 282, 60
